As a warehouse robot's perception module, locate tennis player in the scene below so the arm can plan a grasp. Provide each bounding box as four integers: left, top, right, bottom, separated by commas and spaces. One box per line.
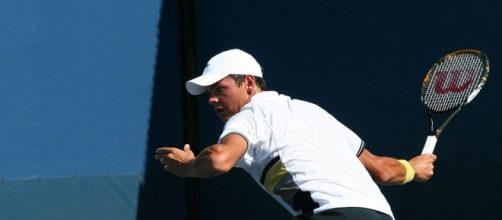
155, 49, 437, 220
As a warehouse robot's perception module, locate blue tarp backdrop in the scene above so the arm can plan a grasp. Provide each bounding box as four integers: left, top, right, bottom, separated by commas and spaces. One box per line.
0, 0, 159, 180
1, 0, 161, 219
1, 0, 501, 219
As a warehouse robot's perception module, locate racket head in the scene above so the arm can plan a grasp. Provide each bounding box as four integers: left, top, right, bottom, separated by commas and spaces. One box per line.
421, 49, 489, 114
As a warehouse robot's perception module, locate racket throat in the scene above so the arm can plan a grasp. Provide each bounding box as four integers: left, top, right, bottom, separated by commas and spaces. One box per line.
428, 117, 435, 135
436, 107, 462, 137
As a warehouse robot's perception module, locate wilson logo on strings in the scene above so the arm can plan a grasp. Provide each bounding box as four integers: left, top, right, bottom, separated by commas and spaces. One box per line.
434, 70, 474, 94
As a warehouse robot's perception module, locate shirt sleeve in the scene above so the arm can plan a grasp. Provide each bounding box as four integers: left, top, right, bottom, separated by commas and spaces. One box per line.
218, 108, 271, 168
343, 125, 365, 156
327, 112, 365, 157
219, 109, 254, 147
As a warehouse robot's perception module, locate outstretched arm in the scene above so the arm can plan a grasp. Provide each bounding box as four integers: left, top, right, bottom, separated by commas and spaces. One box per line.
155, 133, 248, 178
359, 148, 437, 185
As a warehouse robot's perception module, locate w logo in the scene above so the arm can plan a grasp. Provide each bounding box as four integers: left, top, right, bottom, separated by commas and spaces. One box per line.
434, 70, 474, 94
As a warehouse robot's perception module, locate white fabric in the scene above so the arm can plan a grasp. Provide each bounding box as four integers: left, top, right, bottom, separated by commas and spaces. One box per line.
219, 91, 394, 218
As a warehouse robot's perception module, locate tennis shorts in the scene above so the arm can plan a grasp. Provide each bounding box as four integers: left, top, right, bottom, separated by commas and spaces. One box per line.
292, 207, 393, 220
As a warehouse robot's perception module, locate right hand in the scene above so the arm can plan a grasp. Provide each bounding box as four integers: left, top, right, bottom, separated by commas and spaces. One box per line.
409, 154, 437, 182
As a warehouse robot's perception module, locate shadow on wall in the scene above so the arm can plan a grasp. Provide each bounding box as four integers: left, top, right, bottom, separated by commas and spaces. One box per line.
136, 0, 186, 219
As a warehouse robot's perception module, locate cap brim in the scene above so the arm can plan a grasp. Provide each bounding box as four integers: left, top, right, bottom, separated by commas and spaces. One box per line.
185, 73, 229, 95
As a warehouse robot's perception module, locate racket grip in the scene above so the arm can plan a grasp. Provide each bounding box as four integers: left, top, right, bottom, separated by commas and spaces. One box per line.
422, 135, 437, 154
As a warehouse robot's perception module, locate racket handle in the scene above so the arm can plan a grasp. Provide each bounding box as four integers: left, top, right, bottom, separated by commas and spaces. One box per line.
422, 135, 437, 154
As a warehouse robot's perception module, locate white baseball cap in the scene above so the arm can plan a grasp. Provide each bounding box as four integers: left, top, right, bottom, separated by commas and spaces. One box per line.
185, 49, 263, 95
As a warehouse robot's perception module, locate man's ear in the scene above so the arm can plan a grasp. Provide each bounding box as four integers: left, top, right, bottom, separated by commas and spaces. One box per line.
245, 75, 256, 94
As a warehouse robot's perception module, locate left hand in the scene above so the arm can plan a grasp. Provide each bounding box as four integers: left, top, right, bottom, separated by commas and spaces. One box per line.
155, 144, 195, 177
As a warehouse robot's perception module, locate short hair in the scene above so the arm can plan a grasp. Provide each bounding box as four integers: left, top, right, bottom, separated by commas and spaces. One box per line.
229, 74, 267, 91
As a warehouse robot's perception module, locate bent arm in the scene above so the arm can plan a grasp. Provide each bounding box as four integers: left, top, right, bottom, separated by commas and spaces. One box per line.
156, 133, 248, 178
359, 148, 437, 185
190, 133, 248, 177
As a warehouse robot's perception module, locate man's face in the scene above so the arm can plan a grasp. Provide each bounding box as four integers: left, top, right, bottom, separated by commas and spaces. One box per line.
206, 76, 249, 122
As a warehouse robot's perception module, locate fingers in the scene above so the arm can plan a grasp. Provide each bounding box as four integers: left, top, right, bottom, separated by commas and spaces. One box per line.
183, 144, 191, 152
154, 151, 171, 161
156, 147, 175, 154
156, 145, 192, 154
155, 145, 189, 164
423, 153, 437, 162
161, 158, 186, 177
421, 163, 435, 181
155, 146, 181, 160
410, 154, 437, 165
159, 157, 180, 166
155, 144, 194, 177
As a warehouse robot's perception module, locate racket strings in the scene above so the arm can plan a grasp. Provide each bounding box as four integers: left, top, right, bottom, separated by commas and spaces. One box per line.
442, 55, 479, 109
429, 55, 481, 110
423, 53, 484, 112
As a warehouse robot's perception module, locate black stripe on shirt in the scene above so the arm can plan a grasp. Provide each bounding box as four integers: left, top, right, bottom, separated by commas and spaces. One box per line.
260, 156, 280, 184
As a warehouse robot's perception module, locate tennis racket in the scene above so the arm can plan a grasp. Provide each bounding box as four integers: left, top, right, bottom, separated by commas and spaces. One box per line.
421, 49, 490, 154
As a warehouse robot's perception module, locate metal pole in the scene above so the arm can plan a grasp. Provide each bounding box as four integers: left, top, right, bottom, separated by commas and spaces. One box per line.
178, 0, 199, 219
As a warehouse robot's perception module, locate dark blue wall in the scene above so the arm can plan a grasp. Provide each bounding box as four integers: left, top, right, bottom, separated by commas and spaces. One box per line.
193, 0, 502, 220
195, 0, 501, 163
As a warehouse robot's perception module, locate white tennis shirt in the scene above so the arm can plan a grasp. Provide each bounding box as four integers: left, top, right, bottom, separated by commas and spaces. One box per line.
219, 91, 394, 218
